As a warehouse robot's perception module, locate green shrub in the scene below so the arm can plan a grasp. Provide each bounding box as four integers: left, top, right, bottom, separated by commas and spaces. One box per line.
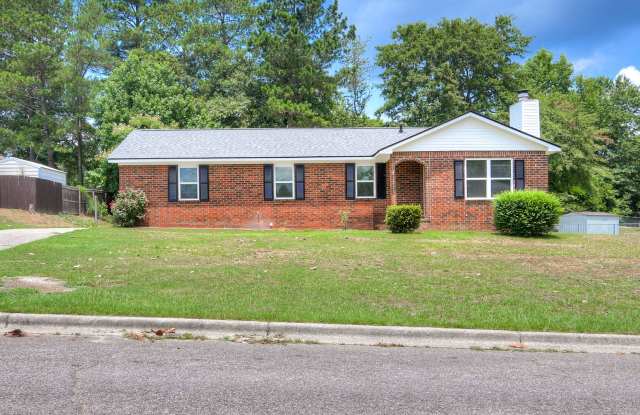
493, 190, 563, 236
385, 204, 422, 233
112, 188, 147, 227
86, 198, 109, 219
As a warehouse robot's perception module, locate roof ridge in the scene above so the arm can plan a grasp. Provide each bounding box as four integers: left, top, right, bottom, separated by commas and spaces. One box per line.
132, 127, 428, 132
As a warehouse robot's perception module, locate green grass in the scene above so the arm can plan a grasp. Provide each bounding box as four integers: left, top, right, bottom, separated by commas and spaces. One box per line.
1, 226, 639, 334
0, 216, 29, 229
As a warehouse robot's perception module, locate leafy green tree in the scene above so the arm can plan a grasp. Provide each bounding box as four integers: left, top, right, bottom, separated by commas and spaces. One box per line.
609, 78, 640, 213
61, 0, 113, 184
93, 49, 199, 148
337, 35, 372, 123
376, 16, 530, 125
519, 49, 573, 94
249, 0, 353, 127
576, 76, 640, 213
540, 92, 613, 210
0, 0, 70, 166
100, 0, 186, 59
86, 114, 173, 193
180, 0, 256, 127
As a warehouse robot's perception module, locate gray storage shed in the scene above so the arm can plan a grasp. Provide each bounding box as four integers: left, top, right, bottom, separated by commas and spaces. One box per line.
558, 212, 620, 235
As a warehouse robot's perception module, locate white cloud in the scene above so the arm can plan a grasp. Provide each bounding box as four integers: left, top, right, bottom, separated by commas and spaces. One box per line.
617, 66, 640, 86
573, 57, 596, 72
573, 52, 604, 73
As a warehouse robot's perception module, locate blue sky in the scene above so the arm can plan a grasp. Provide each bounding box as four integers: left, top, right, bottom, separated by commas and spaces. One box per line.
339, 0, 640, 117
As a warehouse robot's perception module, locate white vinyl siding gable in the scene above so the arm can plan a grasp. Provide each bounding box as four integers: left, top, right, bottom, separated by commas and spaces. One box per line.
393, 117, 548, 152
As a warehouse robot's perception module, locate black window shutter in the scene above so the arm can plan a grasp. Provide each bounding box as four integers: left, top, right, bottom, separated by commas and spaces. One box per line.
168, 165, 178, 202
264, 164, 274, 201
514, 159, 525, 190
345, 163, 355, 200
454, 160, 464, 199
295, 164, 305, 200
199, 165, 209, 201
376, 163, 387, 199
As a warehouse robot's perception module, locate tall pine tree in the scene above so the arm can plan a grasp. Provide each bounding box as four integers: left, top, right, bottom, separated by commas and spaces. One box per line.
249, 0, 353, 127
0, 0, 70, 166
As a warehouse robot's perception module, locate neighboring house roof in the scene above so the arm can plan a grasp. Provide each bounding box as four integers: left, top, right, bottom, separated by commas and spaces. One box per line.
0, 156, 66, 174
108, 111, 561, 163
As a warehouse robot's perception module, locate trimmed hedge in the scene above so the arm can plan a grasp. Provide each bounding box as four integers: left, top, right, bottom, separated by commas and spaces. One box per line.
385, 204, 422, 233
493, 190, 563, 236
112, 188, 147, 227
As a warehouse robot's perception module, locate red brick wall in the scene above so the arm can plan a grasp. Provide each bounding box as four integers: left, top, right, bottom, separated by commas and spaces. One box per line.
390, 151, 548, 231
119, 163, 390, 229
119, 151, 548, 230
395, 161, 423, 207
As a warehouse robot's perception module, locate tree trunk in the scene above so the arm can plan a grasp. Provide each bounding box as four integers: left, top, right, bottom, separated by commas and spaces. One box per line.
47, 146, 54, 167
76, 117, 83, 185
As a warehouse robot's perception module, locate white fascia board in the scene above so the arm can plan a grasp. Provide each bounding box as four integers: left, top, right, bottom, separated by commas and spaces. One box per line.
378, 112, 561, 155
109, 155, 390, 165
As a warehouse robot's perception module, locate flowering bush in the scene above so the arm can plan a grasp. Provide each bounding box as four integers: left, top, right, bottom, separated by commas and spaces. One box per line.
112, 188, 147, 227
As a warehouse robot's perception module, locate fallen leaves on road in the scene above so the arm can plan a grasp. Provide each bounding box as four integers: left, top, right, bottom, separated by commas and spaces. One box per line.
227, 334, 318, 346
123, 328, 205, 342
153, 328, 176, 336
509, 342, 528, 349
4, 329, 26, 337
124, 331, 145, 341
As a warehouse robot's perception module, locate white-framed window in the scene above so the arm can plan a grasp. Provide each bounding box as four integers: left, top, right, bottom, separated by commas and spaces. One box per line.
356, 164, 375, 198
274, 165, 295, 199
465, 159, 512, 200
178, 165, 199, 201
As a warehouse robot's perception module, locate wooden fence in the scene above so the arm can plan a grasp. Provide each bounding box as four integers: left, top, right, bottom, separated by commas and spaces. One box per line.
0, 175, 101, 215
62, 185, 85, 215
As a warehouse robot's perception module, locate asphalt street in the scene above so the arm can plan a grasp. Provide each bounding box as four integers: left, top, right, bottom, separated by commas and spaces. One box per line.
0, 335, 638, 414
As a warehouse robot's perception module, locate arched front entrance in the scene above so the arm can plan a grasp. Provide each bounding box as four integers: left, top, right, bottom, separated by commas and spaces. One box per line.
394, 160, 424, 212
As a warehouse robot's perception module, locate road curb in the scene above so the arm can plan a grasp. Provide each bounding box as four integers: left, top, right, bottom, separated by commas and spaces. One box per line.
3, 312, 640, 353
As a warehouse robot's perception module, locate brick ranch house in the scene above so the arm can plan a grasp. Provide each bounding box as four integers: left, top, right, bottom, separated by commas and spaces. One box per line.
108, 91, 560, 230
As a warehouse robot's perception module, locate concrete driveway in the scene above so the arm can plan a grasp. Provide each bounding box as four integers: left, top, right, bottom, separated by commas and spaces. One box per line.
0, 228, 80, 250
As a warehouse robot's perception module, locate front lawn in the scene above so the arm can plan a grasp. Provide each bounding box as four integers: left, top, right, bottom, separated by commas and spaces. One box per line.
1, 227, 639, 334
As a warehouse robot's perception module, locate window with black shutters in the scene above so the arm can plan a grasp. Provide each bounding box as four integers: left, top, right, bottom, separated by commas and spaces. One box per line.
464, 159, 513, 199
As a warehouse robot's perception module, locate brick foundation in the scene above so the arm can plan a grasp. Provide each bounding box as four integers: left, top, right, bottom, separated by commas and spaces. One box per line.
118, 151, 548, 230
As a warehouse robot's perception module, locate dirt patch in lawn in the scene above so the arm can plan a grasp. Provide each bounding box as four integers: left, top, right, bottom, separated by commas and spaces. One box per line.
2, 276, 75, 293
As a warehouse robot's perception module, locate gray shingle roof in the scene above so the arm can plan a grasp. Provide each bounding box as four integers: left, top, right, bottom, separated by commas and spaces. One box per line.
108, 127, 427, 160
